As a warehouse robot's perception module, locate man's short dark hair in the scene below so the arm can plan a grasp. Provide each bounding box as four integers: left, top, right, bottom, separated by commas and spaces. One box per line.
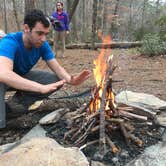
24, 9, 50, 30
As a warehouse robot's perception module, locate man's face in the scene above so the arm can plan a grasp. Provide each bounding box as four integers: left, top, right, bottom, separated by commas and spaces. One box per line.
25, 22, 49, 48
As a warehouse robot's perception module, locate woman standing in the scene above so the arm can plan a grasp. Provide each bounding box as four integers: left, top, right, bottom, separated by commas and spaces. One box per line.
51, 2, 69, 58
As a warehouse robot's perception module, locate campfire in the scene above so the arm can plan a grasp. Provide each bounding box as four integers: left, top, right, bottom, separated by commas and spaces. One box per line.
63, 35, 156, 159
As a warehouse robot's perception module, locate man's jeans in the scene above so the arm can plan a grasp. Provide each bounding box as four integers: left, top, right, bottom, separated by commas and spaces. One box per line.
0, 69, 60, 129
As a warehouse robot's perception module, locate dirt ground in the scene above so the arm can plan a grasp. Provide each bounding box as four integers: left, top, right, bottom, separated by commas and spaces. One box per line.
37, 48, 166, 101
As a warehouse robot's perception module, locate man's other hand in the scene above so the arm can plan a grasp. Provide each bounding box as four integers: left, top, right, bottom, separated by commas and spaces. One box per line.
40, 79, 66, 94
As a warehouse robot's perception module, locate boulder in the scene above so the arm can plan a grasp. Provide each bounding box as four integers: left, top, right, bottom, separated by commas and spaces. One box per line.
0, 137, 89, 166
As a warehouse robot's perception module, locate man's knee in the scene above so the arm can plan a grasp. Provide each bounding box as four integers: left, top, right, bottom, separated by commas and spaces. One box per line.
23, 69, 60, 84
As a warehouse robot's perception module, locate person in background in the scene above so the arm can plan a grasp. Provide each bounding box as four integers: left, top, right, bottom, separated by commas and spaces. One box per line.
51, 1, 69, 58
0, 30, 6, 39
0, 9, 90, 129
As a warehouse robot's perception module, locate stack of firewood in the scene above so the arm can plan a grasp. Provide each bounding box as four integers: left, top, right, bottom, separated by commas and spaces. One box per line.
64, 56, 157, 158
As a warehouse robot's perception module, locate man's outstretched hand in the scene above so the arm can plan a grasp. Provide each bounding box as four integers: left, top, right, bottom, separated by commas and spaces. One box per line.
39, 70, 91, 94
69, 70, 91, 86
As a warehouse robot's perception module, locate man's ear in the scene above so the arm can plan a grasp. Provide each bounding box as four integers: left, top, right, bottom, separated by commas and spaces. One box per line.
23, 24, 30, 33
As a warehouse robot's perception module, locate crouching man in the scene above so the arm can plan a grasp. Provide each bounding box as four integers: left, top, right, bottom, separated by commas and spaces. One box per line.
0, 9, 90, 129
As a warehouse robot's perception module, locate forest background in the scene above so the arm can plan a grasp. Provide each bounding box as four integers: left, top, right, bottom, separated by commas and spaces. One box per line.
0, 0, 166, 51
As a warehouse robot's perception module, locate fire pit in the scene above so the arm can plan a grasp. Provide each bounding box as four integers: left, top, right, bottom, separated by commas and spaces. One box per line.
44, 35, 163, 165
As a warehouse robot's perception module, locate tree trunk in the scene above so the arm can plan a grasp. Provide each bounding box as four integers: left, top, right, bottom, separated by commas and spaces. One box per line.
110, 0, 120, 38
71, 15, 79, 41
141, 0, 148, 35
66, 0, 79, 42
128, 0, 134, 40
68, 0, 80, 22
25, 0, 36, 14
3, 0, 8, 33
82, 0, 86, 42
91, 0, 98, 49
43, 0, 47, 15
97, 0, 104, 31
102, 1, 107, 34
12, 0, 21, 31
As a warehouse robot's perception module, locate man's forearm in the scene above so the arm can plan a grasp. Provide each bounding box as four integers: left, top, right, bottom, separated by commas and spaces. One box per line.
47, 59, 71, 83
0, 71, 43, 93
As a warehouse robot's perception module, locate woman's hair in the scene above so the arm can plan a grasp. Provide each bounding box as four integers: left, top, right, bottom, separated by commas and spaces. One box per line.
56, 2, 64, 7
24, 9, 50, 30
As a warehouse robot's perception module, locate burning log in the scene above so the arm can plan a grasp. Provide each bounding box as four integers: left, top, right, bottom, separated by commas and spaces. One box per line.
97, 55, 117, 155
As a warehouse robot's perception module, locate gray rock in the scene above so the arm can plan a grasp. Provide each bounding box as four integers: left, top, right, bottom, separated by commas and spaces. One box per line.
39, 108, 66, 125
0, 137, 89, 166
0, 142, 18, 156
20, 124, 47, 143
91, 160, 106, 166
125, 141, 166, 166
116, 91, 166, 126
116, 91, 166, 110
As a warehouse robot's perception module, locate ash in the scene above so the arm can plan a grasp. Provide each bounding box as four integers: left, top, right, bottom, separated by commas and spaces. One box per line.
43, 119, 162, 166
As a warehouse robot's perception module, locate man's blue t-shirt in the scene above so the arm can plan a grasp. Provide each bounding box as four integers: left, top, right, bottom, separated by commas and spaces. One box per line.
0, 32, 55, 75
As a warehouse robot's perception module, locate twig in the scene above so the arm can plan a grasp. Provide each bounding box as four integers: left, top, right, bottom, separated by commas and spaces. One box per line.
120, 122, 143, 147
86, 111, 99, 121
74, 118, 96, 146
79, 140, 99, 150
91, 125, 100, 133
106, 118, 124, 124
119, 110, 147, 121
64, 128, 78, 140
71, 112, 86, 121
71, 118, 95, 141
106, 135, 119, 153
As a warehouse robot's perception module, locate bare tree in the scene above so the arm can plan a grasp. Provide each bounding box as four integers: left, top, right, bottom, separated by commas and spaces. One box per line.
82, 0, 86, 41
141, 0, 148, 33
25, 0, 36, 14
43, 0, 47, 15
92, 0, 98, 48
3, 0, 7, 33
102, 1, 108, 33
12, 0, 20, 31
110, 0, 120, 38
128, 0, 134, 40
155, 0, 161, 18
66, 0, 80, 42
97, 0, 104, 31
68, 0, 80, 22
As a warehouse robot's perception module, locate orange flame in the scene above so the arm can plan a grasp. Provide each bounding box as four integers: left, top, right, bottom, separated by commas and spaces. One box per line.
93, 34, 112, 86
90, 33, 113, 113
